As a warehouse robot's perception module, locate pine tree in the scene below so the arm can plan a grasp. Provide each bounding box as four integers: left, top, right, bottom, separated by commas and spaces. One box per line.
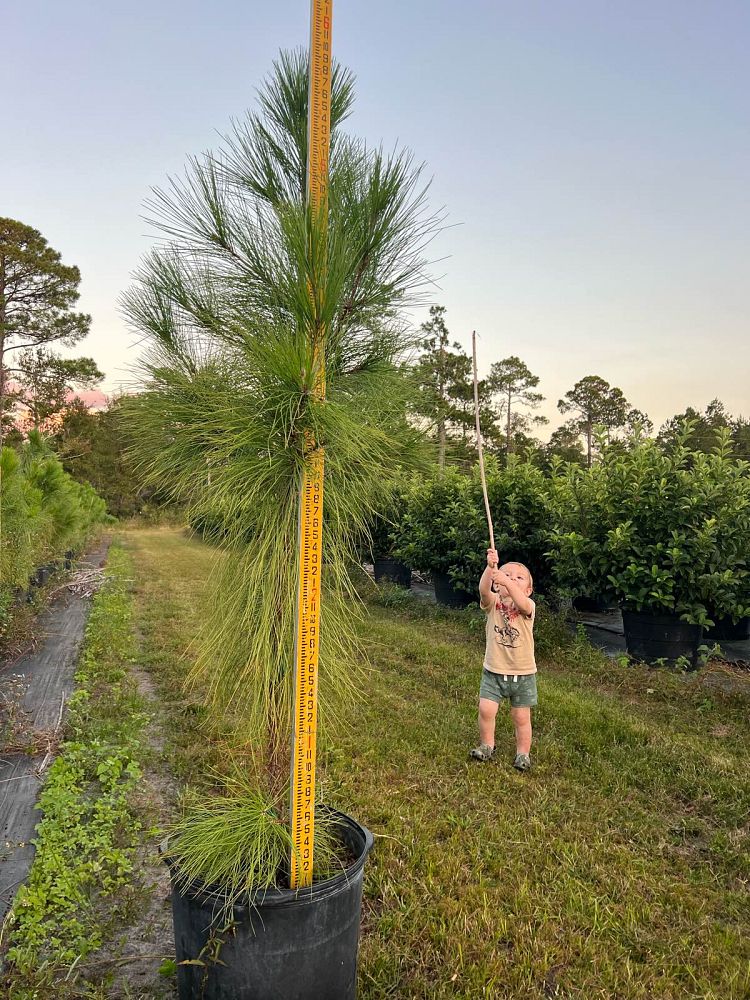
487, 355, 547, 455
16, 348, 103, 428
557, 375, 630, 466
411, 306, 497, 466
0, 218, 91, 443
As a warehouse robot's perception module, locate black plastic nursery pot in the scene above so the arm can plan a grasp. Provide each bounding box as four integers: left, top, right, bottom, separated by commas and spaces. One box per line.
573, 594, 610, 613
704, 615, 750, 642
165, 810, 374, 1000
373, 557, 412, 589
432, 570, 474, 609
621, 610, 703, 668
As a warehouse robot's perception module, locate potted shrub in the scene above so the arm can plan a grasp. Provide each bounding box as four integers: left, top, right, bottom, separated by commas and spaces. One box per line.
452, 456, 555, 599
703, 505, 750, 641
549, 427, 750, 667
395, 468, 477, 606
704, 613, 750, 642
368, 479, 414, 588
703, 568, 750, 641
123, 49, 436, 999
395, 458, 555, 607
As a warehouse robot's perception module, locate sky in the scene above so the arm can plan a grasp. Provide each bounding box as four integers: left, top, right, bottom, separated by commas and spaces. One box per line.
3, 0, 749, 437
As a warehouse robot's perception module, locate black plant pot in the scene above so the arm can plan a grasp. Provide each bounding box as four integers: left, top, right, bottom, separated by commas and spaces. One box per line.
432, 570, 473, 608
704, 615, 750, 642
573, 594, 610, 613
165, 810, 374, 1000
373, 557, 411, 589
31, 566, 50, 588
64, 550, 76, 570
622, 610, 703, 668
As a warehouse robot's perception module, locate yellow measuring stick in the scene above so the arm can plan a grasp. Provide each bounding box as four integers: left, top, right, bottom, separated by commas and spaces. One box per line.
290, 0, 332, 891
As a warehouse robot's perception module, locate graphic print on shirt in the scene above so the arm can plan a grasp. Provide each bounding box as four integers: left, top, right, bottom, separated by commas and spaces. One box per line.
494, 602, 521, 648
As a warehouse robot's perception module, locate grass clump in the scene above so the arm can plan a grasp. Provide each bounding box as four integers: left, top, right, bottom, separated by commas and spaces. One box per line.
167, 777, 342, 911
167, 785, 293, 900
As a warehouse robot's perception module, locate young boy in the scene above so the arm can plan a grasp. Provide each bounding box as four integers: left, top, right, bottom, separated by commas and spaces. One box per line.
470, 547, 536, 771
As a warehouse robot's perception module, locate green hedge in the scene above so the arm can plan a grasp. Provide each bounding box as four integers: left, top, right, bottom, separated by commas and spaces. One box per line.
383, 429, 750, 619
393, 459, 554, 598
548, 429, 750, 625
0, 431, 109, 628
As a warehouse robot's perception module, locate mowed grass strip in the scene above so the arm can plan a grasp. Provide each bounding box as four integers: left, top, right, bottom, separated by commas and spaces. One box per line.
123, 526, 750, 1000
120, 524, 228, 783
336, 608, 749, 1000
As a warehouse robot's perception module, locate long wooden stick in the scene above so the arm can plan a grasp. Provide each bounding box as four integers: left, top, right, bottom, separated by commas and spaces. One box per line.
472, 330, 495, 553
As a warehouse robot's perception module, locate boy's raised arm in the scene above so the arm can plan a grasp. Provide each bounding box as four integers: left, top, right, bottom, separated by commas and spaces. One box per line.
479, 548, 498, 608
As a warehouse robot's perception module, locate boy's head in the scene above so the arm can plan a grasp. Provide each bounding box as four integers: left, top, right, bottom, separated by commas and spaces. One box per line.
492, 561, 533, 596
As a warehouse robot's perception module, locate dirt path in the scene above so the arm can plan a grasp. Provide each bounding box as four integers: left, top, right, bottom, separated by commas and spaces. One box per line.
83, 655, 179, 998
0, 539, 110, 921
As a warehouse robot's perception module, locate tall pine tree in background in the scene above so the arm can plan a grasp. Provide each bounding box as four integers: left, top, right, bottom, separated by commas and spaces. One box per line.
487, 355, 547, 454
411, 305, 497, 467
411, 305, 456, 468
557, 374, 631, 466
0, 218, 95, 443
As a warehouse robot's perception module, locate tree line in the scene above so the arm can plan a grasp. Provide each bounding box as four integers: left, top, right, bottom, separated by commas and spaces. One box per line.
410, 304, 750, 468
2, 217, 748, 519
0, 218, 135, 514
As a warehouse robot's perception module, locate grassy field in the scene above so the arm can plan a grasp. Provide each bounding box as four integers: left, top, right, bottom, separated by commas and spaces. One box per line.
126, 529, 750, 1000
117, 525, 750, 999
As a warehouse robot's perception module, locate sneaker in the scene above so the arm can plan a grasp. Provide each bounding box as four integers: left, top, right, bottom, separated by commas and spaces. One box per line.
513, 753, 531, 772
469, 744, 495, 762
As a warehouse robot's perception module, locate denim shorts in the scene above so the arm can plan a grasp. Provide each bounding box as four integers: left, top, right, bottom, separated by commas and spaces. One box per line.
479, 669, 538, 707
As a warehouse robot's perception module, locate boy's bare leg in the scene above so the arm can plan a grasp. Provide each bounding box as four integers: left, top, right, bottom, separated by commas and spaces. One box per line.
510, 706, 532, 755
478, 697, 500, 747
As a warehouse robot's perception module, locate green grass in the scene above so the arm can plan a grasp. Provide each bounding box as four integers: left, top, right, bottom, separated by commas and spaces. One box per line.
120, 526, 750, 999
3, 544, 149, 995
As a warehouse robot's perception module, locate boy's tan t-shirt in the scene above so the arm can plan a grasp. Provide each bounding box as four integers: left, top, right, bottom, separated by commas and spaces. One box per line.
480, 594, 536, 676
